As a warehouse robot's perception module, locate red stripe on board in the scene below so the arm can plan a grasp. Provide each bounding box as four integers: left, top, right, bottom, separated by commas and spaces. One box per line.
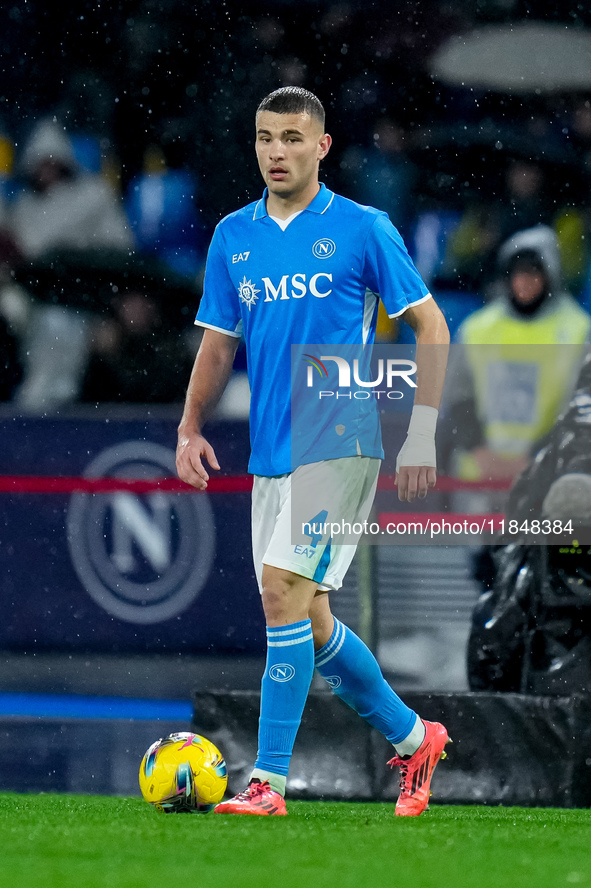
0, 475, 253, 494
0, 474, 510, 495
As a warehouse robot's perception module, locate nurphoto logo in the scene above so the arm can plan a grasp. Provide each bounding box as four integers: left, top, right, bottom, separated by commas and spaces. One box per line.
303, 353, 417, 400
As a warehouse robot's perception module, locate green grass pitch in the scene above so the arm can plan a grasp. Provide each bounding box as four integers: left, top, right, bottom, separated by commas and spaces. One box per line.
1, 793, 590, 888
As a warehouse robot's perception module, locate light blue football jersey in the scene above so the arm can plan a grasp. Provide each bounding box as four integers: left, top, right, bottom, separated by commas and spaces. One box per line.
195, 183, 430, 476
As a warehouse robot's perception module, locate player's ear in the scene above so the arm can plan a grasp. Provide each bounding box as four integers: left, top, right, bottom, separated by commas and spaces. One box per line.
318, 133, 332, 161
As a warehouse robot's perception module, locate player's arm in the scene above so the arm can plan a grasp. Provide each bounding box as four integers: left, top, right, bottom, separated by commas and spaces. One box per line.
396, 297, 450, 502
176, 328, 240, 490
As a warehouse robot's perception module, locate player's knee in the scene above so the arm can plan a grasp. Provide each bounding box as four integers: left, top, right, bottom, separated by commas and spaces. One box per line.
260, 584, 286, 623
260, 573, 310, 626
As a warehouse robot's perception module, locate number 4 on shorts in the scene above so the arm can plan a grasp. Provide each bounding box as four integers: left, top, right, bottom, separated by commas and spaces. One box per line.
303, 509, 328, 549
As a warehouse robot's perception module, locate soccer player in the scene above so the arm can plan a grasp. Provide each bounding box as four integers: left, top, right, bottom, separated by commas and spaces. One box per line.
176, 87, 451, 816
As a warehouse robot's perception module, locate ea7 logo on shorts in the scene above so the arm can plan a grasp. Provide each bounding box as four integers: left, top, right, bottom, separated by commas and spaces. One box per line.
269, 664, 296, 682
312, 238, 336, 259
294, 544, 316, 558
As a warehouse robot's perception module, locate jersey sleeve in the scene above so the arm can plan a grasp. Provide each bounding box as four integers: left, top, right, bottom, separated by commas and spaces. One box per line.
362, 213, 431, 318
195, 223, 243, 338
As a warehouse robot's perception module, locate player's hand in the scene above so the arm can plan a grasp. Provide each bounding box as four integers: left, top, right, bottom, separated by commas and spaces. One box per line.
176, 430, 220, 490
395, 465, 437, 502
395, 420, 437, 501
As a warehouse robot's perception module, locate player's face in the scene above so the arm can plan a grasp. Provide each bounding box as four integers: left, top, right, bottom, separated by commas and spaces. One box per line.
255, 111, 331, 202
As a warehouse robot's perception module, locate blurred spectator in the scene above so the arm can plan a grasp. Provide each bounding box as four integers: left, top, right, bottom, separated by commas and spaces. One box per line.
10, 117, 132, 259
0, 230, 28, 401
440, 223, 591, 597
497, 159, 551, 243
0, 232, 24, 402
439, 225, 591, 483
6, 117, 134, 412
569, 96, 591, 179
125, 143, 205, 279
0, 132, 15, 203
340, 117, 418, 240
80, 288, 193, 403
0, 312, 21, 400
339, 117, 419, 343
554, 205, 590, 297
444, 159, 551, 291
408, 205, 464, 291
443, 202, 499, 290
552, 97, 591, 296
0, 315, 22, 401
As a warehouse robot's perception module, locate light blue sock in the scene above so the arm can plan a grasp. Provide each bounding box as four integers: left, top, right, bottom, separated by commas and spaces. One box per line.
254, 619, 315, 777
315, 618, 416, 744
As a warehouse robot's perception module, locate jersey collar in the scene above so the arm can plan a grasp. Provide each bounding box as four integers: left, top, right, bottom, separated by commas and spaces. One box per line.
253, 182, 335, 221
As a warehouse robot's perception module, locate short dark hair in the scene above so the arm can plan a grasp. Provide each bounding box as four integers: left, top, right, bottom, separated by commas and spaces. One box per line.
256, 87, 325, 129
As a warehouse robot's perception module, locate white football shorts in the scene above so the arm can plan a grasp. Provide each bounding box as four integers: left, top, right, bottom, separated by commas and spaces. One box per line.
251, 456, 380, 593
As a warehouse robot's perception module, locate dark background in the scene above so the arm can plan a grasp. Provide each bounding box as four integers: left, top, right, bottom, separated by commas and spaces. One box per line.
3, 0, 590, 228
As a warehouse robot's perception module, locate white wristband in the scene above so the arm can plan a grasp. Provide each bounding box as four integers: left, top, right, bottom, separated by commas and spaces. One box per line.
407, 404, 438, 438
396, 404, 438, 471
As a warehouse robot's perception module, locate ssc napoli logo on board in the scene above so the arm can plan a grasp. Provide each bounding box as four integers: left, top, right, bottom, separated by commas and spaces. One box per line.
269, 664, 296, 682
66, 441, 215, 625
312, 238, 336, 259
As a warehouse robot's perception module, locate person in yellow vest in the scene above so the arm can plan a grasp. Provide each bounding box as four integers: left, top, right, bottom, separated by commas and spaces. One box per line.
440, 225, 591, 483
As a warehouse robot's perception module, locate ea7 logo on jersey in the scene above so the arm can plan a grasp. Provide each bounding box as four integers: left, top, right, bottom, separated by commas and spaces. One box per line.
262, 273, 333, 301
232, 252, 250, 263
312, 238, 336, 259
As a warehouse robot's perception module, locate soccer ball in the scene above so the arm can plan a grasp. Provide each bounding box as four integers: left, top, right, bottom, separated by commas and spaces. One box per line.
139, 731, 227, 813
